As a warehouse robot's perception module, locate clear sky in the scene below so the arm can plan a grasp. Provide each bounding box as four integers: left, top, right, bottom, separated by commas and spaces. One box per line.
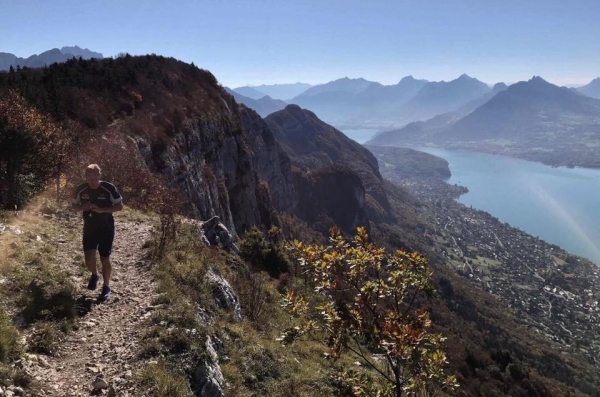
1, 0, 598, 87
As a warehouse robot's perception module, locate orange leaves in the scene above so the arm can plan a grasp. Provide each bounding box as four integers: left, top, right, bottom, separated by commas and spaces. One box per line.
281, 226, 457, 394
0, 90, 57, 137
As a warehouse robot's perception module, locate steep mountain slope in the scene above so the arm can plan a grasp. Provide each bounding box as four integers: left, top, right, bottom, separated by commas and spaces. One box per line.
225, 88, 287, 117
577, 77, 600, 99
265, 105, 393, 224
0, 56, 294, 237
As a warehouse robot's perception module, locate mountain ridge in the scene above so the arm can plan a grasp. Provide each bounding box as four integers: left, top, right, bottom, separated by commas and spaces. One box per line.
0, 46, 103, 71
368, 76, 600, 168
577, 77, 600, 99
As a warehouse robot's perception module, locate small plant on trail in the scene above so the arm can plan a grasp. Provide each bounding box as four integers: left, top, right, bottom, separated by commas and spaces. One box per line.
28, 323, 60, 356
280, 226, 458, 396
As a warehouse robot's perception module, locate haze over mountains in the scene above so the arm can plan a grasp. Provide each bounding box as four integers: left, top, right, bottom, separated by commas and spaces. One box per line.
224, 87, 287, 117
369, 77, 600, 168
0, 46, 102, 71
2, 45, 599, 167
577, 78, 600, 99
233, 83, 312, 101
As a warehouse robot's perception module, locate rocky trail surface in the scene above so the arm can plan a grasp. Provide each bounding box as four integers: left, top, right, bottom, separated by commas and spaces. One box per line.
25, 219, 156, 396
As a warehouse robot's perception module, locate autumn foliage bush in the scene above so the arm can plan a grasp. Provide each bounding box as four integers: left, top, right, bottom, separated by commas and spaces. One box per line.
0, 90, 69, 208
281, 227, 458, 396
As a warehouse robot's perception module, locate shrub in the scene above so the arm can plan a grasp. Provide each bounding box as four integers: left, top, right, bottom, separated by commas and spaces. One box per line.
239, 227, 290, 277
280, 226, 458, 396
28, 323, 60, 356
230, 269, 269, 323
0, 307, 21, 364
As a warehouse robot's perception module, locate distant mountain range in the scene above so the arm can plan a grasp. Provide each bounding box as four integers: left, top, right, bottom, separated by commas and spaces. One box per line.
287, 74, 496, 129
233, 83, 313, 101
225, 88, 287, 117
0, 46, 103, 71
368, 77, 600, 168
577, 78, 600, 99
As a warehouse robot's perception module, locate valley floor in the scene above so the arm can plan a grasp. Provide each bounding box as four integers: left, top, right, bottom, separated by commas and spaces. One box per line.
389, 174, 600, 367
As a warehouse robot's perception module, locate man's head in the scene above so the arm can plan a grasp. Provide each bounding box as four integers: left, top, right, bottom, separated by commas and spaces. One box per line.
85, 164, 101, 189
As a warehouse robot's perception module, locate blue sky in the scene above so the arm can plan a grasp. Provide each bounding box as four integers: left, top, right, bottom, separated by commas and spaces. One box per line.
1, 0, 598, 87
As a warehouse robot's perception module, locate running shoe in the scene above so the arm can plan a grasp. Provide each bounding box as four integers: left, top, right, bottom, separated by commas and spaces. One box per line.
100, 285, 111, 300
87, 274, 99, 290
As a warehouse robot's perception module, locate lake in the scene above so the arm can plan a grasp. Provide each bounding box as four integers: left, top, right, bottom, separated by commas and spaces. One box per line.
418, 148, 600, 266
340, 129, 379, 144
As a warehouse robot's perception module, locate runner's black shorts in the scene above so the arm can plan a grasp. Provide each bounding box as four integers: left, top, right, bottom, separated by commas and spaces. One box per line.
83, 225, 115, 257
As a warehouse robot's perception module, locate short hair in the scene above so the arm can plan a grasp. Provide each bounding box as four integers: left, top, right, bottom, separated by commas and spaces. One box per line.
85, 164, 101, 174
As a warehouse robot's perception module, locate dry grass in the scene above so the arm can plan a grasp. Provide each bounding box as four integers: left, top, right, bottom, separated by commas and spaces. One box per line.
139, 363, 193, 397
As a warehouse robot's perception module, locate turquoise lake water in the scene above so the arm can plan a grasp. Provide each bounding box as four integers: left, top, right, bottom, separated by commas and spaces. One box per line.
418, 148, 600, 265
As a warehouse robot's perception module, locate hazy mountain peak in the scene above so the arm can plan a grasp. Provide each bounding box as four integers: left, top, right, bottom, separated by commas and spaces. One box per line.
60, 46, 103, 59
577, 77, 600, 99
529, 76, 549, 84
458, 73, 473, 80
493, 82, 508, 90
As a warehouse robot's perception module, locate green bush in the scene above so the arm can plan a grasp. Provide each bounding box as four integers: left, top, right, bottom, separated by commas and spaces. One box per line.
239, 228, 290, 277
0, 307, 21, 364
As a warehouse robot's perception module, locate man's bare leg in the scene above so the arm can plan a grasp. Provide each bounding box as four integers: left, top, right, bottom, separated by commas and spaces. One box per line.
100, 256, 112, 287
85, 250, 97, 275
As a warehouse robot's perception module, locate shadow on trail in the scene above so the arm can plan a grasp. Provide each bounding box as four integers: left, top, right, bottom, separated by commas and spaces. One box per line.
75, 295, 96, 317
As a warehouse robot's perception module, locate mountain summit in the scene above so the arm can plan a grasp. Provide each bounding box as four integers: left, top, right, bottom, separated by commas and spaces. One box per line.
577, 77, 600, 99
401, 74, 491, 120
370, 77, 600, 167
0, 46, 103, 71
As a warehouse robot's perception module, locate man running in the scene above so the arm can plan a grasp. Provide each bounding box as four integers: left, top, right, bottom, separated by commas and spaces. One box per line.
72, 164, 123, 300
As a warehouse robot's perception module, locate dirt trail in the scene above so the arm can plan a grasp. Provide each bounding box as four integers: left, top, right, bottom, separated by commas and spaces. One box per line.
26, 220, 155, 396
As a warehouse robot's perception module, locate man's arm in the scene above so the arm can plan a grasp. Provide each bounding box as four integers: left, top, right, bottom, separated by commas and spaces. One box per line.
91, 202, 123, 213
72, 202, 92, 212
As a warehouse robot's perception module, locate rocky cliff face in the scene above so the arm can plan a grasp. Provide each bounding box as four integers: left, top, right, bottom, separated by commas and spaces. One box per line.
135, 90, 296, 238
0, 55, 294, 238
265, 105, 393, 224
293, 165, 369, 233
0, 56, 368, 239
